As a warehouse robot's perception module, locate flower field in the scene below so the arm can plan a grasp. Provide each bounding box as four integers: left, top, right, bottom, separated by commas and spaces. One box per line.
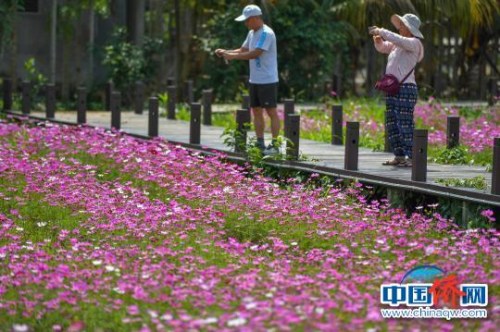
0, 119, 499, 331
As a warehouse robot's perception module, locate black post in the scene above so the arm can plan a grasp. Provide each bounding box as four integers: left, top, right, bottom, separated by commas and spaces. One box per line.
110, 91, 121, 130
77, 86, 87, 124
148, 97, 159, 137
447, 116, 460, 149
492, 138, 500, 195
202, 89, 212, 125
105, 81, 114, 111
167, 85, 176, 119
286, 114, 300, 160
242, 95, 250, 110
21, 81, 31, 114
331, 105, 343, 145
167, 76, 175, 86
45, 83, 56, 119
344, 122, 359, 170
134, 81, 145, 114
190, 103, 201, 145
2, 78, 12, 111
185, 80, 194, 105
235, 109, 251, 153
412, 129, 428, 182
283, 99, 294, 136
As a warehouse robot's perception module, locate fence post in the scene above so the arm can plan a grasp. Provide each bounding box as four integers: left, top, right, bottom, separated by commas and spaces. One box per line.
167, 85, 176, 119
202, 89, 212, 125
134, 81, 145, 114
344, 122, 359, 170
148, 97, 159, 137
492, 137, 500, 195
77, 86, 87, 124
45, 83, 56, 119
105, 81, 113, 111
190, 103, 201, 144
331, 105, 343, 145
283, 99, 294, 137
412, 129, 428, 182
241, 95, 250, 110
2, 78, 12, 111
167, 76, 175, 86
286, 114, 300, 160
21, 81, 31, 114
235, 109, 251, 153
110, 91, 121, 130
447, 116, 460, 149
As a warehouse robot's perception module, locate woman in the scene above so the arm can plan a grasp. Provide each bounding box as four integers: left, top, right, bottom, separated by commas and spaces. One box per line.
370, 14, 424, 167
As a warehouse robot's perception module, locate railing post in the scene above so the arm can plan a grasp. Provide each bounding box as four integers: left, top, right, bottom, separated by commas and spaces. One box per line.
235, 109, 251, 153
134, 81, 145, 114
110, 91, 121, 130
344, 121, 359, 170
447, 116, 460, 149
331, 104, 343, 145
77, 86, 87, 124
286, 114, 300, 160
105, 81, 113, 111
45, 83, 56, 119
412, 129, 428, 182
167, 85, 176, 119
148, 97, 159, 137
283, 99, 294, 137
202, 89, 212, 125
21, 80, 31, 115
190, 103, 201, 145
242, 95, 250, 110
2, 78, 12, 111
492, 138, 500, 195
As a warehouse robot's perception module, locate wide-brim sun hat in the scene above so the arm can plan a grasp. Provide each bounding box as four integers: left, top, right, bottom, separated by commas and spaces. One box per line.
391, 13, 424, 39
235, 4, 262, 21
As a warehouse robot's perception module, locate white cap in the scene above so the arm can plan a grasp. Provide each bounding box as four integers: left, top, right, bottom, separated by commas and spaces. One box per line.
235, 5, 262, 21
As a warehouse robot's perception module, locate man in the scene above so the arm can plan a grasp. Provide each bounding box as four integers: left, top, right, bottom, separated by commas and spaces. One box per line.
215, 4, 279, 155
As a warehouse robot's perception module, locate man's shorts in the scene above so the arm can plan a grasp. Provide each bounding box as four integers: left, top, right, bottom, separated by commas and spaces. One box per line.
249, 82, 278, 108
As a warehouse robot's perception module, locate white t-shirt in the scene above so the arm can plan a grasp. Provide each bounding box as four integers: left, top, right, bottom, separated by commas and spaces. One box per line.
242, 24, 279, 84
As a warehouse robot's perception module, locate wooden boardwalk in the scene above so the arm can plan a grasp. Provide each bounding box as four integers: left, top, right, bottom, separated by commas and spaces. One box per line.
9, 109, 499, 207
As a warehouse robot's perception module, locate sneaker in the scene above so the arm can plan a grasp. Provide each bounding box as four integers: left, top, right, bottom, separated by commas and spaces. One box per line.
263, 144, 279, 156
254, 142, 266, 151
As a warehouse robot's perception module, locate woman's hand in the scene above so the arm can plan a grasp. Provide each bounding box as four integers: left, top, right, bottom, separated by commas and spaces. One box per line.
368, 26, 380, 36
373, 35, 383, 45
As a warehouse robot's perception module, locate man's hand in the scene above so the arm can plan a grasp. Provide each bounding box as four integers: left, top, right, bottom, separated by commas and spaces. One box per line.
215, 49, 225, 57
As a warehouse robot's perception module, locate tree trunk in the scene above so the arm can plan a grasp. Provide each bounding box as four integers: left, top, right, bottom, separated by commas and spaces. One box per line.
88, 0, 95, 89
49, 0, 57, 84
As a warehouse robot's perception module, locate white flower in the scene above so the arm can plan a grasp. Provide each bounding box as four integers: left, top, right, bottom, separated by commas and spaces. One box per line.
36, 222, 47, 227
12, 324, 29, 332
92, 260, 102, 266
202, 317, 218, 324
227, 317, 246, 327
315, 307, 325, 315
105, 265, 115, 272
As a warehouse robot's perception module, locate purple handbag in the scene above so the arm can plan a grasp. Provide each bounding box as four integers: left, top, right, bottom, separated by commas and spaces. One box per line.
375, 67, 415, 95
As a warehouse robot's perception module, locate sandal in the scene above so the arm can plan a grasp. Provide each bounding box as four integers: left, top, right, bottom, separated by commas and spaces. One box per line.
382, 157, 405, 166
396, 159, 412, 168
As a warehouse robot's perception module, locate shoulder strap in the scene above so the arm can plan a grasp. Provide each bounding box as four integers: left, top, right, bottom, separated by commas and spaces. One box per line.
400, 66, 416, 84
